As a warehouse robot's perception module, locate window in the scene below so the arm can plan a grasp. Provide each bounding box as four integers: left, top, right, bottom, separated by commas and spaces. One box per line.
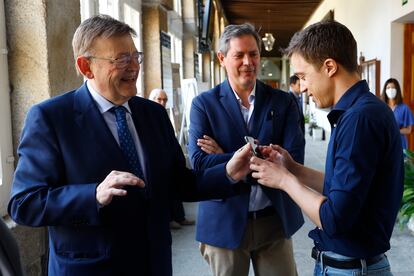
81, 0, 98, 21
360, 58, 381, 96
170, 33, 183, 78
123, 2, 143, 96
0, 5, 14, 216
173, 0, 182, 17
99, 0, 119, 19
168, 9, 183, 80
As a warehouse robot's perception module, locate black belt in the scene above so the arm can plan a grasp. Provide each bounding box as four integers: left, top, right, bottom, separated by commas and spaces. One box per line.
248, 206, 276, 219
311, 247, 384, 269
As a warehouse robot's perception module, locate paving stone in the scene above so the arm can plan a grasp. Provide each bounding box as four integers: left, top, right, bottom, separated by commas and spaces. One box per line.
172, 133, 414, 276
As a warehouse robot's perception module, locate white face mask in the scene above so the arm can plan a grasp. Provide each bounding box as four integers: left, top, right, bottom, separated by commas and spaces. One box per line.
386, 88, 397, 99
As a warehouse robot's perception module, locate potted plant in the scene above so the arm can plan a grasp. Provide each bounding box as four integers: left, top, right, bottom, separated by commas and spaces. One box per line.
307, 112, 319, 137
398, 149, 414, 233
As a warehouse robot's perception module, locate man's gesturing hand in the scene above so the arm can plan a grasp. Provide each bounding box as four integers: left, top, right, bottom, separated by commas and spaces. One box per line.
96, 170, 145, 206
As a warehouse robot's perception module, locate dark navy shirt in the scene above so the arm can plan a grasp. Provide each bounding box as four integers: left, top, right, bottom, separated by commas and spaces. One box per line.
309, 80, 404, 258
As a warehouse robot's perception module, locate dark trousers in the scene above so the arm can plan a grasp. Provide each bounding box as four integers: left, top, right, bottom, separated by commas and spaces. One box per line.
171, 200, 185, 222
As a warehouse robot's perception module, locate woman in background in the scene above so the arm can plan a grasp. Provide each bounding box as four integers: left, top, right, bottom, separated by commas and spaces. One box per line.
381, 78, 414, 149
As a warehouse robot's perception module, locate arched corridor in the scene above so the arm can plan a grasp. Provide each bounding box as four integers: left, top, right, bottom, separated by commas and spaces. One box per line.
1, 1, 414, 275
172, 134, 414, 276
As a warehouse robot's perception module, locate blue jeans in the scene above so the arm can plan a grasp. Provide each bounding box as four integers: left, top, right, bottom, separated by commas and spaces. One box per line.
313, 251, 392, 276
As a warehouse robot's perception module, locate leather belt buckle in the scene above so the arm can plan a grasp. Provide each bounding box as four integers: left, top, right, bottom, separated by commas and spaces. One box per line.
311, 247, 320, 261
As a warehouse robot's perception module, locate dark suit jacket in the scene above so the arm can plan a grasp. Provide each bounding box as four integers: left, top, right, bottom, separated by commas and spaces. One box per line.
188, 80, 305, 249
289, 91, 305, 134
8, 83, 241, 276
0, 218, 24, 276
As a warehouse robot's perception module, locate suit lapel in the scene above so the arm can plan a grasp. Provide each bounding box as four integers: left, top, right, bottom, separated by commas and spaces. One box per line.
73, 84, 126, 165
127, 98, 153, 186
219, 80, 248, 138
250, 81, 271, 138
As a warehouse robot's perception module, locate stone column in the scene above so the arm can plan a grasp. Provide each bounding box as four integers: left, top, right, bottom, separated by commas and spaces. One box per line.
212, 6, 220, 86
281, 56, 289, 90
182, 0, 197, 79
183, 37, 196, 78
142, 0, 172, 98
202, 51, 211, 84
5, 0, 82, 149
4, 1, 82, 274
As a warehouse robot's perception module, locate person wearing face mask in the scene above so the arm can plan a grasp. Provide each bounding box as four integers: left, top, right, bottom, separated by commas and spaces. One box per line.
381, 78, 414, 149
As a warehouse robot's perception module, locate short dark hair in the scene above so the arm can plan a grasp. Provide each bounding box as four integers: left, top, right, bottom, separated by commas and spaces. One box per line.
219, 23, 261, 55
289, 75, 299, 85
283, 20, 358, 73
381, 78, 403, 105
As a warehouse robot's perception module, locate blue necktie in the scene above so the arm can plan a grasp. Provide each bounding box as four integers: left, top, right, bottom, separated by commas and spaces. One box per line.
113, 106, 145, 181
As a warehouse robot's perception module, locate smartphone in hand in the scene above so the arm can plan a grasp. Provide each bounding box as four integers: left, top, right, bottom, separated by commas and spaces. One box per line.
244, 136, 263, 158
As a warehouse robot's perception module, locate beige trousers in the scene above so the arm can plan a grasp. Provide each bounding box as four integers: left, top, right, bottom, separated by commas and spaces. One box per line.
200, 214, 297, 276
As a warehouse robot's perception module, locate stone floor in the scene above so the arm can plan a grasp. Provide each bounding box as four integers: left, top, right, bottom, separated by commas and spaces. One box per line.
172, 133, 414, 276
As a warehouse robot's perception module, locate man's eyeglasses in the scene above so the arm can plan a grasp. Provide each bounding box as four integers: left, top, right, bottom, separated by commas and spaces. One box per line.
88, 52, 143, 69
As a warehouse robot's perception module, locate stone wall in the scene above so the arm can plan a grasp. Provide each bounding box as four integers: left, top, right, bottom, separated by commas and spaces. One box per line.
142, 2, 171, 97
5, 0, 82, 153
4, 0, 81, 274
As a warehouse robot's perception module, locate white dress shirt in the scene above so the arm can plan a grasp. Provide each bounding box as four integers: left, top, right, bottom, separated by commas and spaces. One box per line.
232, 85, 272, 212
87, 81, 147, 179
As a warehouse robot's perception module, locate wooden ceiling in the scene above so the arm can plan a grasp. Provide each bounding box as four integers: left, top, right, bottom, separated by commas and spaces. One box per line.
220, 0, 323, 57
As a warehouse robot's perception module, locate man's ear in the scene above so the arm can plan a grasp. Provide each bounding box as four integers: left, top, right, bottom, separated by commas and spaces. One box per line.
76, 56, 94, 79
324, 58, 337, 77
217, 51, 225, 67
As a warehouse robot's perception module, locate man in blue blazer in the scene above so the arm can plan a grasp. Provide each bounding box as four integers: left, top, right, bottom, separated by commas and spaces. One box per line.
8, 15, 251, 276
188, 23, 305, 275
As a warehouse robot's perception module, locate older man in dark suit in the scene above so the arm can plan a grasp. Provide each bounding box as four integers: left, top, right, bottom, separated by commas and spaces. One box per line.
8, 15, 251, 276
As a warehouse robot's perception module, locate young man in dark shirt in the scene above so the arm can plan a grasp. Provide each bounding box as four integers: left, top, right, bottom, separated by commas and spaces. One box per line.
250, 20, 403, 275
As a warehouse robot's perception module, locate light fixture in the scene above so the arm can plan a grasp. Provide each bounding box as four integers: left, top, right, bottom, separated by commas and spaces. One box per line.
262, 33, 275, 52
262, 10, 275, 52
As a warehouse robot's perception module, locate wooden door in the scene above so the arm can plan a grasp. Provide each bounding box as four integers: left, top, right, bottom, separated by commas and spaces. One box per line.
404, 24, 414, 151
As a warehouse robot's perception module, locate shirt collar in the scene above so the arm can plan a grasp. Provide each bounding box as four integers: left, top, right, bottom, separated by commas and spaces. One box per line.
232, 83, 256, 106
86, 80, 132, 114
290, 90, 301, 99
327, 80, 370, 127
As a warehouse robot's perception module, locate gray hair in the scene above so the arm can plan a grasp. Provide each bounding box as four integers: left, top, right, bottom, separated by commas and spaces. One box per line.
72, 14, 136, 63
149, 88, 167, 101
219, 23, 261, 56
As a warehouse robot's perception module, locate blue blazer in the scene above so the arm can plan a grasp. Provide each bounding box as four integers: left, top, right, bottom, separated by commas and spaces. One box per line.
8, 83, 242, 276
188, 80, 305, 249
